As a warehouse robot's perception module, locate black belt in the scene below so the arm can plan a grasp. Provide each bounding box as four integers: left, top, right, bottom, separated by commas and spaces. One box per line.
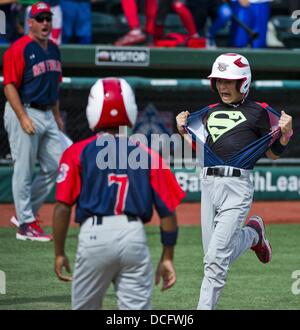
206, 167, 241, 177
27, 102, 53, 111
88, 214, 138, 226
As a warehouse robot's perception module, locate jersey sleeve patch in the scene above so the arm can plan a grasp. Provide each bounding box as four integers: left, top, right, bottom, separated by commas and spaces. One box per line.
55, 147, 81, 206
55, 135, 98, 206
56, 163, 70, 183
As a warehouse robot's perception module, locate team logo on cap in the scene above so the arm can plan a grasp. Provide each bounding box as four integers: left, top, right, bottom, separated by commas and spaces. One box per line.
217, 62, 229, 72
37, 3, 48, 10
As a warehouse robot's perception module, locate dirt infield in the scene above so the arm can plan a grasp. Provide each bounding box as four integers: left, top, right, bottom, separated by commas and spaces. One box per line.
0, 201, 300, 227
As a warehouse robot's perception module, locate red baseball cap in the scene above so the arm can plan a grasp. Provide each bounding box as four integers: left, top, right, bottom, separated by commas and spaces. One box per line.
30, 2, 53, 18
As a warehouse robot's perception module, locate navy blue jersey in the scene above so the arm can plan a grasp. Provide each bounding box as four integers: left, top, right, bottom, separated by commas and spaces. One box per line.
3, 35, 62, 106
56, 134, 185, 224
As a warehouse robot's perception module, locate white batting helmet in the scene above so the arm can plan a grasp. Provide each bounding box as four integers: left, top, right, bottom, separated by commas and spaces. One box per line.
208, 53, 251, 95
86, 78, 138, 130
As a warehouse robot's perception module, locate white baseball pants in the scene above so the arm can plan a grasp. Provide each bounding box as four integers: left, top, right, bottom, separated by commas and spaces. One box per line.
197, 167, 258, 310
72, 215, 153, 310
4, 102, 62, 225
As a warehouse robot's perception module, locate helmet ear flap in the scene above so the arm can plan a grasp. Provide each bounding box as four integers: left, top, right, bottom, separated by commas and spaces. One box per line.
238, 78, 248, 94
236, 80, 242, 93
211, 78, 218, 92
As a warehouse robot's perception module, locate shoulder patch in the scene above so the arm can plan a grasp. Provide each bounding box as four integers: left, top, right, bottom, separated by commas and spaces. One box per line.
56, 163, 70, 183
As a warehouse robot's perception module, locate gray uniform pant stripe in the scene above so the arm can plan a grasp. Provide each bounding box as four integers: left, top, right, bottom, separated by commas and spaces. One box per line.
72, 216, 153, 310
4, 102, 62, 224
197, 171, 257, 310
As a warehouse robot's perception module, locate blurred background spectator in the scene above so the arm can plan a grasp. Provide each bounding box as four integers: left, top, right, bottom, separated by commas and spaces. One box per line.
114, 0, 157, 46
61, 0, 93, 44
115, 0, 204, 47
154, 0, 200, 45
0, 0, 298, 47
229, 0, 271, 48
0, 0, 20, 44
185, 0, 232, 48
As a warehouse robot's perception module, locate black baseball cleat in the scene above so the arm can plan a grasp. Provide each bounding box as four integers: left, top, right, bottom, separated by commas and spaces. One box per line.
247, 215, 272, 263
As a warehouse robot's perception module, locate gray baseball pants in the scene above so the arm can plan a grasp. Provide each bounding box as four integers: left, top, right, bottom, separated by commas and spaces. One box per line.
72, 215, 153, 310
197, 167, 258, 310
4, 102, 62, 225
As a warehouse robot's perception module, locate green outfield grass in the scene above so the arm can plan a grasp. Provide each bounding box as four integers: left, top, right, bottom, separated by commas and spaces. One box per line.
0, 224, 299, 310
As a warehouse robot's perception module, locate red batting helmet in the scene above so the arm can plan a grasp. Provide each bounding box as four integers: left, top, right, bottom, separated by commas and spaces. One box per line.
208, 53, 251, 96
86, 78, 138, 130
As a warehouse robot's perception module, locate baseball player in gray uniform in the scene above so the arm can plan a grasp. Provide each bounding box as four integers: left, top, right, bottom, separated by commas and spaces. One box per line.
3, 2, 64, 241
176, 53, 293, 310
53, 78, 185, 310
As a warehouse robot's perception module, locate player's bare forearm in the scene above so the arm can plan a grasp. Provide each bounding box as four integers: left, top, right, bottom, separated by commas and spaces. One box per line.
161, 245, 174, 263
53, 202, 71, 256
52, 100, 60, 117
53, 202, 73, 282
52, 100, 64, 131
182, 133, 194, 148
156, 215, 177, 291
160, 213, 177, 232
265, 149, 278, 160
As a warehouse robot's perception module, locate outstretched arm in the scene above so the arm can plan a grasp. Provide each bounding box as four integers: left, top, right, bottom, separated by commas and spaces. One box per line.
52, 100, 65, 131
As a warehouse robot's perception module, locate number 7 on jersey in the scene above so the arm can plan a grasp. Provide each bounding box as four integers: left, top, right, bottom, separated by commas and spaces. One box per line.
108, 174, 129, 215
